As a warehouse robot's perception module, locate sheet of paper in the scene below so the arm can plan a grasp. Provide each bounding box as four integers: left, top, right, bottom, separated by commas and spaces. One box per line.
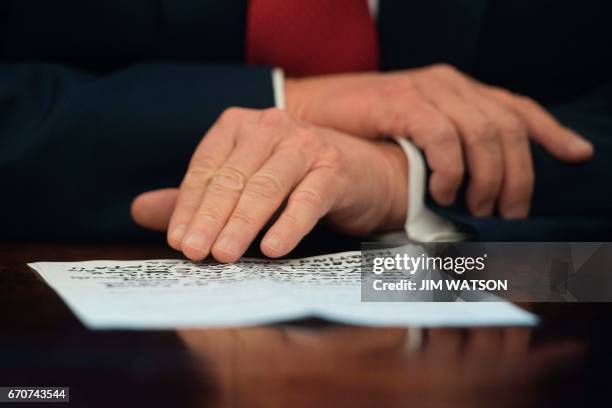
28, 251, 537, 329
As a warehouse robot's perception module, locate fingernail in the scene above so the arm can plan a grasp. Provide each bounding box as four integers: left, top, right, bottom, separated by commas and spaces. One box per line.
170, 224, 188, 242
182, 231, 208, 252
473, 201, 493, 217
214, 235, 238, 256
263, 234, 282, 252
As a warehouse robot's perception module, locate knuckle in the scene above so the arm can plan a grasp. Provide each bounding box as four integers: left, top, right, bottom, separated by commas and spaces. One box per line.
379, 80, 416, 99
182, 166, 215, 189
472, 172, 501, 193
196, 212, 223, 228
246, 172, 286, 200
507, 168, 535, 194
318, 145, 345, 173
412, 71, 437, 88
191, 156, 218, 173
325, 144, 344, 163
219, 106, 245, 123
382, 109, 409, 135
497, 115, 528, 147
488, 86, 513, 99
291, 127, 320, 148
172, 201, 199, 218
443, 165, 465, 184
467, 119, 498, 147
499, 116, 527, 138
515, 95, 541, 110
258, 107, 288, 127
473, 119, 497, 139
414, 120, 458, 145
180, 176, 202, 191
281, 210, 306, 230
503, 128, 528, 149
209, 166, 246, 192
229, 208, 258, 229
291, 189, 325, 209
431, 63, 456, 76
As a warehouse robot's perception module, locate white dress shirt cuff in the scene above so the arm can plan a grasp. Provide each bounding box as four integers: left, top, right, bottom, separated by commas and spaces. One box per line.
394, 138, 467, 242
272, 68, 286, 110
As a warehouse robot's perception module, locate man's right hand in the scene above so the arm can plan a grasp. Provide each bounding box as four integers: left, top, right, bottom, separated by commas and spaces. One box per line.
285, 64, 594, 219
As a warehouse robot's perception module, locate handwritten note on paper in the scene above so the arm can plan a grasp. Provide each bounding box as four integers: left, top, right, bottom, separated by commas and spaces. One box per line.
28, 252, 536, 329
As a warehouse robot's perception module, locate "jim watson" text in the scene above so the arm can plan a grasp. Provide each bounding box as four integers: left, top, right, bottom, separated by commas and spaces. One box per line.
373, 279, 508, 291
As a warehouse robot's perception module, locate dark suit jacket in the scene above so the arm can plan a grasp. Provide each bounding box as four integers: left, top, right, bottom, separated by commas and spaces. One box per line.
1, 0, 611, 242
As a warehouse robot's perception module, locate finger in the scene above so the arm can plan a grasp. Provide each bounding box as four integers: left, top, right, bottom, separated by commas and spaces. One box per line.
424, 328, 462, 360
131, 188, 179, 231
464, 328, 502, 362
211, 144, 316, 263
362, 79, 465, 205
439, 75, 534, 218
500, 327, 531, 362
167, 120, 237, 250
415, 76, 503, 216
181, 124, 281, 261
485, 87, 594, 162
396, 99, 464, 205
527, 341, 585, 376
488, 108, 534, 219
260, 155, 340, 258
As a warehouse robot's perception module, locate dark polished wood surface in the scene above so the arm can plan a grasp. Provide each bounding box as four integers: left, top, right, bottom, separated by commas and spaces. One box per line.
1, 243, 611, 407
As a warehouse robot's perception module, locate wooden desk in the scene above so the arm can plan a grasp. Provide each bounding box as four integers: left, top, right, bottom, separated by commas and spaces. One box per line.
1, 243, 611, 407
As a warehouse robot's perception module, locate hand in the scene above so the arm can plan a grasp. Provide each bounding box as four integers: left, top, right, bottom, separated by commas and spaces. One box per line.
131, 108, 407, 262
285, 64, 594, 218
178, 326, 581, 408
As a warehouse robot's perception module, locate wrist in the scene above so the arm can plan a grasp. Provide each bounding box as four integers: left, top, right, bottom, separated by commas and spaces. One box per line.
377, 142, 408, 231
284, 77, 306, 119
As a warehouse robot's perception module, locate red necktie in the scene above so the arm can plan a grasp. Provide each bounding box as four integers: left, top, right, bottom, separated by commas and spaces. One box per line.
246, 0, 379, 77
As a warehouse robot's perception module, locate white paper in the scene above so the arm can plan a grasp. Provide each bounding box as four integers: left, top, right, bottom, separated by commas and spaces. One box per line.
28, 251, 537, 329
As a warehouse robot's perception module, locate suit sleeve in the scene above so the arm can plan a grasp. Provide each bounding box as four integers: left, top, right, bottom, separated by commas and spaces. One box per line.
0, 63, 275, 241
429, 81, 612, 241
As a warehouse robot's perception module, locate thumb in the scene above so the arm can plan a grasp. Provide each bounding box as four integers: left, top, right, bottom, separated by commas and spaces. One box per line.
130, 188, 179, 232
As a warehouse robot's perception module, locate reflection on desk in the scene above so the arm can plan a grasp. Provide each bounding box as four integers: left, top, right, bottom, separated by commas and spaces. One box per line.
1, 243, 611, 407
